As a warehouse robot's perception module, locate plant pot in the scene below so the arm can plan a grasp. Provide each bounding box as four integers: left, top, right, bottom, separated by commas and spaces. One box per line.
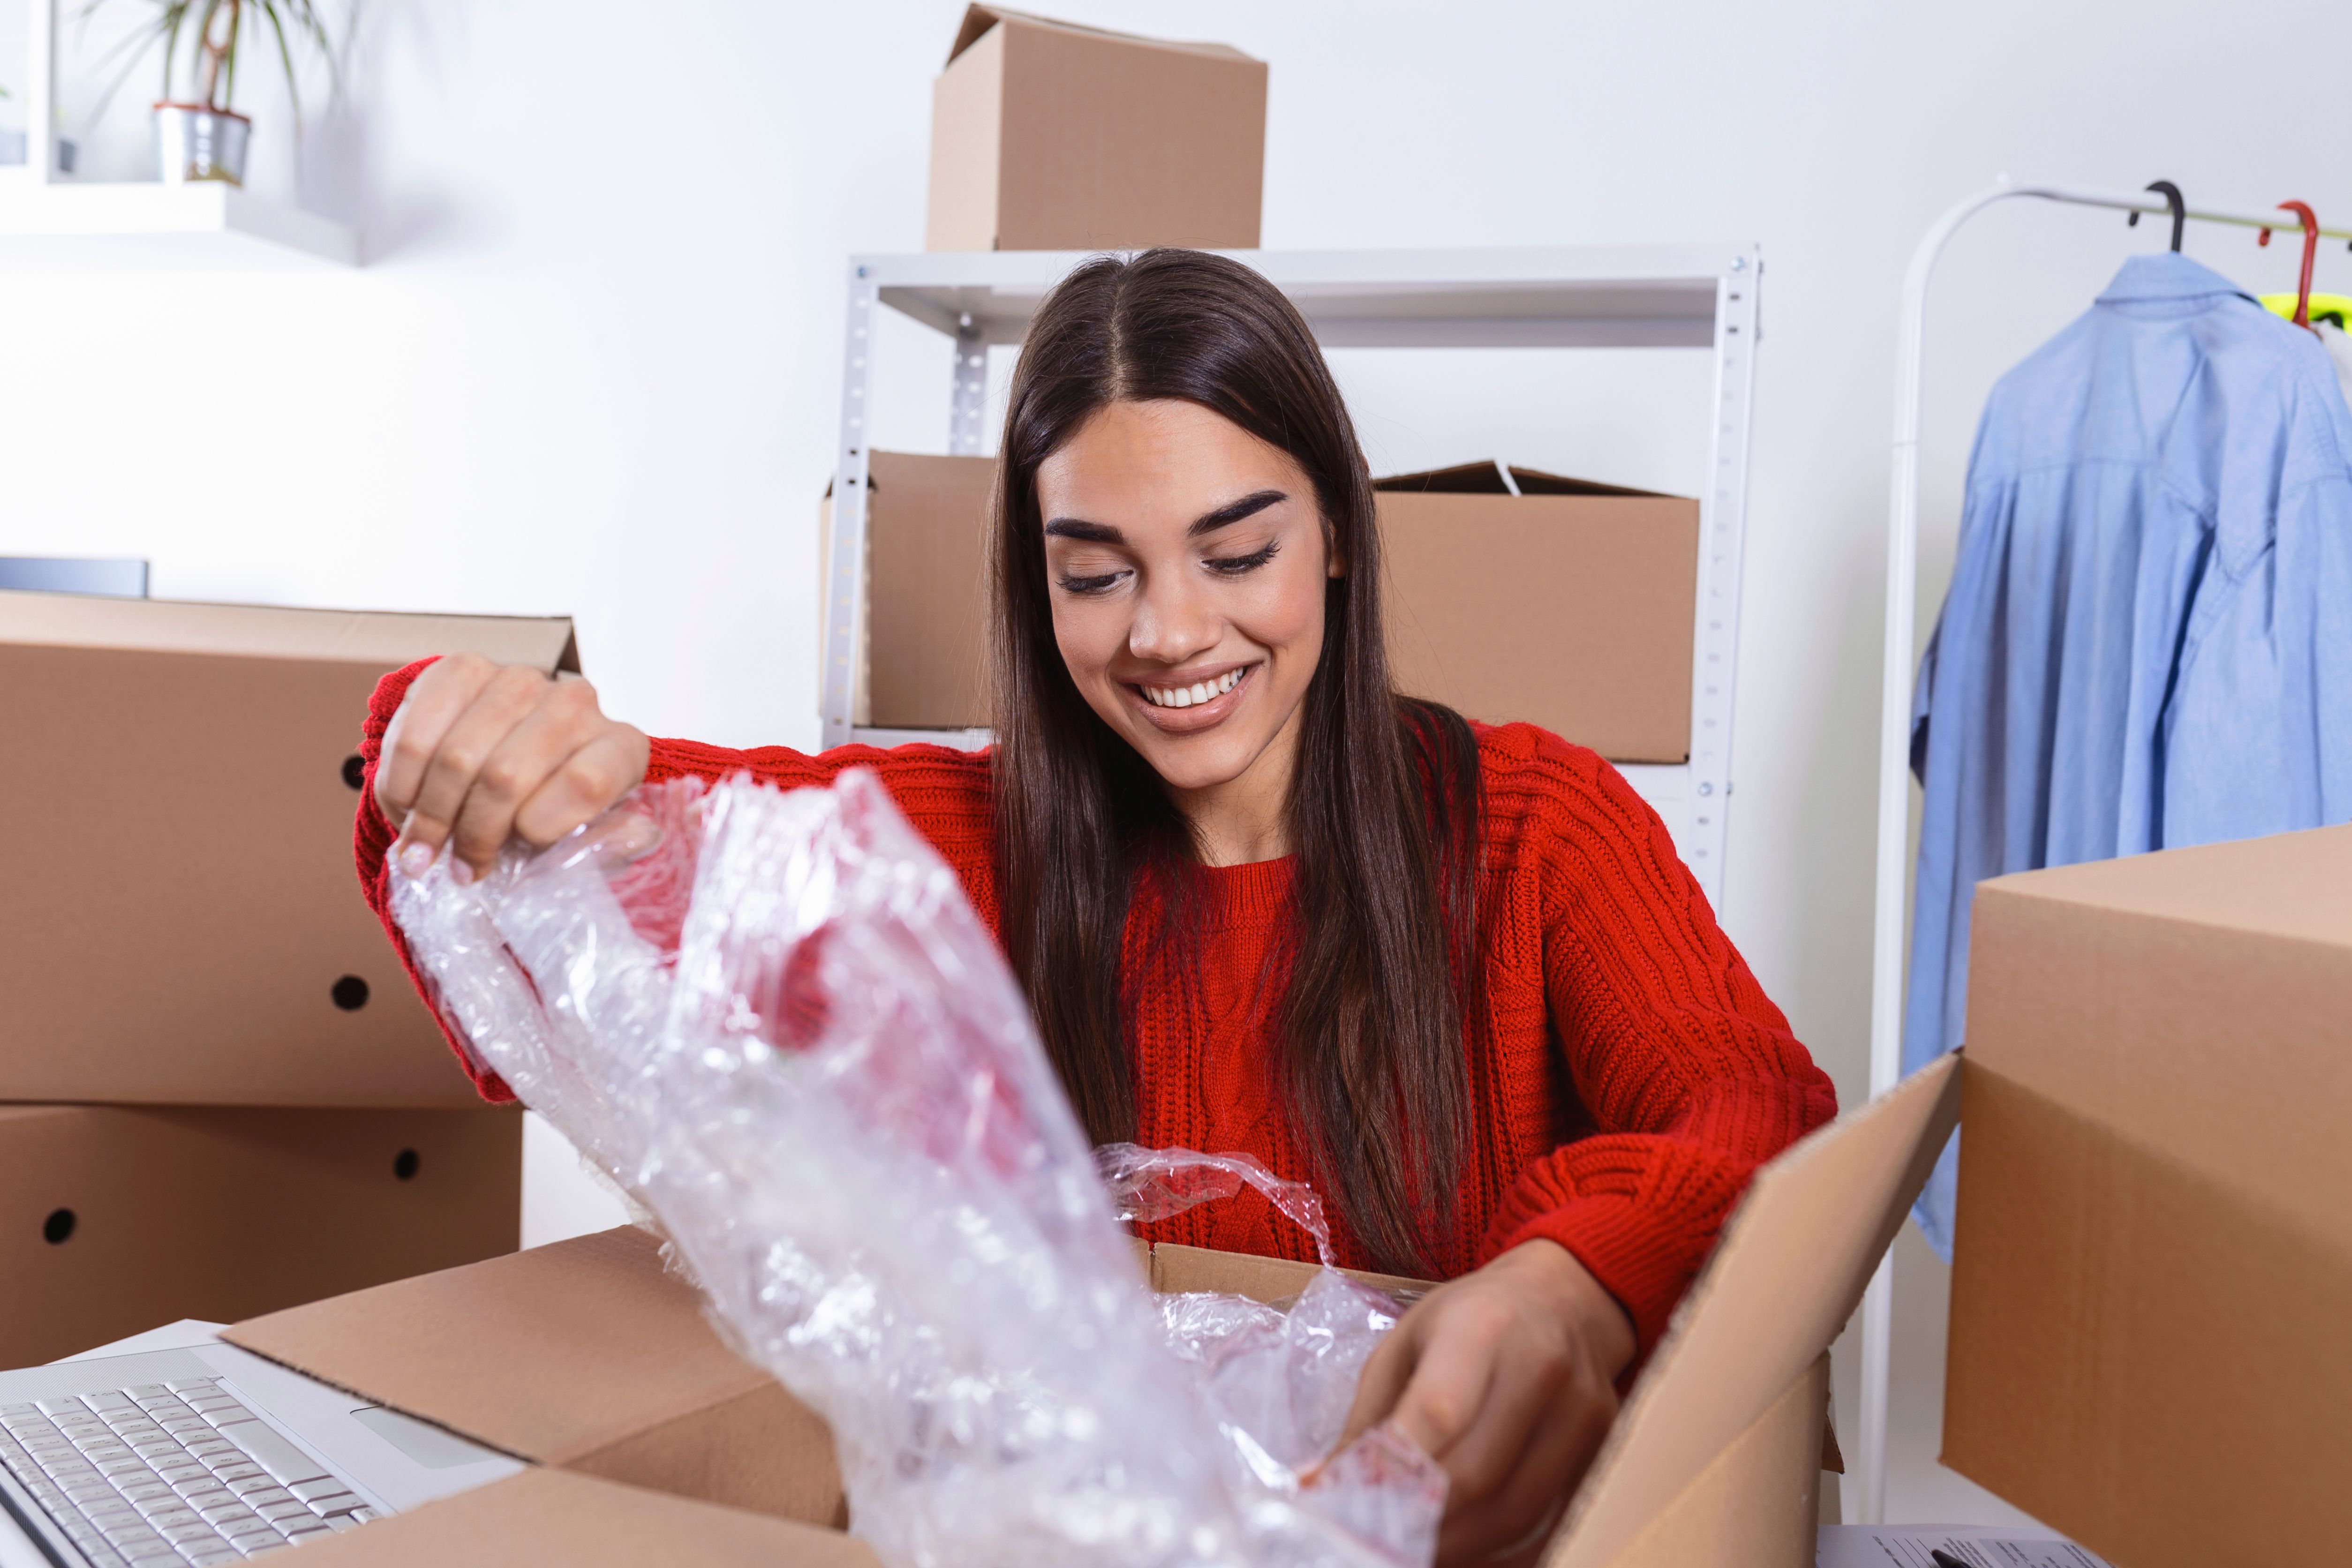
154, 103, 251, 187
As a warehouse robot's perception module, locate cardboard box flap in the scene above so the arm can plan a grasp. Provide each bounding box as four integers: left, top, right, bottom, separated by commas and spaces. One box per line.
1543, 1053, 1961, 1568
292, 1469, 880, 1568
947, 5, 1257, 66
1508, 467, 1672, 500
225, 1227, 767, 1468
1373, 462, 1673, 500
0, 589, 579, 672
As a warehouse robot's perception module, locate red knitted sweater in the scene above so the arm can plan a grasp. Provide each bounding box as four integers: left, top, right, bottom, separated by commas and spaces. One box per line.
354, 662, 1834, 1355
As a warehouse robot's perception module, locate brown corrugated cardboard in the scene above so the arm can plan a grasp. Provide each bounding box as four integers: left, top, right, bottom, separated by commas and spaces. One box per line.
926, 6, 1266, 252
1539, 1051, 1959, 1568
292, 1470, 881, 1568
226, 1055, 1952, 1566
0, 1102, 518, 1367
1945, 825, 2352, 1568
227, 1225, 844, 1526
1375, 464, 1698, 765
819, 453, 996, 730
0, 591, 577, 1107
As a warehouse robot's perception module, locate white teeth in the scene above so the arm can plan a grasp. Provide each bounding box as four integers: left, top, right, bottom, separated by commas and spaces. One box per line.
1142, 668, 1247, 708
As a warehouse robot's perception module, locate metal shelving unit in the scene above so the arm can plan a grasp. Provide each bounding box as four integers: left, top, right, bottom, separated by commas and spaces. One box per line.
824, 245, 1761, 905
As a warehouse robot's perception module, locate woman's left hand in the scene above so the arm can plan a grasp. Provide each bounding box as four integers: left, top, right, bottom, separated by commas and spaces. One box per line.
1334, 1239, 1636, 1567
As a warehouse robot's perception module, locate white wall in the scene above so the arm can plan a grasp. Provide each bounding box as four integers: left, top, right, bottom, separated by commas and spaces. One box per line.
5, 0, 2342, 1526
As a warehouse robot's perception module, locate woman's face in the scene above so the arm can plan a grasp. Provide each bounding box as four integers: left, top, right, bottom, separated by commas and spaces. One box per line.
1036, 398, 1340, 798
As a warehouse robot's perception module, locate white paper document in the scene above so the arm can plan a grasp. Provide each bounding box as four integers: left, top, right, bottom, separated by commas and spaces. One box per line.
1818, 1524, 2115, 1568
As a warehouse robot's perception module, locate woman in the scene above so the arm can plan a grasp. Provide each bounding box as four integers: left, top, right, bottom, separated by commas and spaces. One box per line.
357, 249, 1833, 1565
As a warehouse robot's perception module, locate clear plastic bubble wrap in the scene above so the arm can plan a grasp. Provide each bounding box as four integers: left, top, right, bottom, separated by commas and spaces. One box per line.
389, 769, 1446, 1568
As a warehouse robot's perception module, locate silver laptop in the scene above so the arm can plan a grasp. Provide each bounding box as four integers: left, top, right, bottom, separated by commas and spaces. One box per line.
0, 1329, 520, 1568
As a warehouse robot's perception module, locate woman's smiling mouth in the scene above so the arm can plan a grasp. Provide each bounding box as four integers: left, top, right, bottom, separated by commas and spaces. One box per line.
1126, 662, 1258, 730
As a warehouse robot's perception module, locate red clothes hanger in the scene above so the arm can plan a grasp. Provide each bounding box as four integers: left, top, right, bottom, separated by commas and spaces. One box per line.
2257, 200, 2322, 328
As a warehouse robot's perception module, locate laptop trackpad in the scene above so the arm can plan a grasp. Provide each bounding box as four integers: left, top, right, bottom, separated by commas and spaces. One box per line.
349, 1406, 501, 1470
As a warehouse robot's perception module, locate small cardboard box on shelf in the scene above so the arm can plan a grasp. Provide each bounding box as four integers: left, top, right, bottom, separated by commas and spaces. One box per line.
0, 591, 576, 1107
0, 1103, 520, 1368
819, 453, 996, 732
1947, 823, 2352, 1568
221, 1054, 1958, 1567
926, 6, 1267, 253
1374, 463, 1699, 766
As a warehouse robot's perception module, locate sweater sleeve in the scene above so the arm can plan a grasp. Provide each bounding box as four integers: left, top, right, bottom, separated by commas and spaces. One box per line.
1475, 729, 1837, 1357
354, 658, 997, 1101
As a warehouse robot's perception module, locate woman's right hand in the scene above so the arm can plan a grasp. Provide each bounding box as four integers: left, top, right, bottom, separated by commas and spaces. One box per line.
375, 652, 651, 884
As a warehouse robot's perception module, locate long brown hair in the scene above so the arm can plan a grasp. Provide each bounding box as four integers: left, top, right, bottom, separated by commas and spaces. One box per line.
988, 249, 1482, 1275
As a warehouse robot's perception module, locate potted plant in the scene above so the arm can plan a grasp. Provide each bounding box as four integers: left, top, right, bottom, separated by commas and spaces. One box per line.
83, 0, 337, 186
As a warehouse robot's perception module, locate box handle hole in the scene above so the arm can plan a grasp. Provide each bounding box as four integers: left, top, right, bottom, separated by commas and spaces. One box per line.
341, 754, 366, 791
393, 1149, 420, 1182
332, 976, 370, 1011
43, 1208, 75, 1244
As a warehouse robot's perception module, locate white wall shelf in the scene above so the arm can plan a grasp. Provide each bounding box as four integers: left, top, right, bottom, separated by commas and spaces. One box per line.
0, 182, 357, 270
826, 245, 1760, 905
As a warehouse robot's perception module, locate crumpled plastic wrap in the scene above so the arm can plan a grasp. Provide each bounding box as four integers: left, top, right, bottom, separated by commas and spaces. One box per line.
389, 769, 1446, 1568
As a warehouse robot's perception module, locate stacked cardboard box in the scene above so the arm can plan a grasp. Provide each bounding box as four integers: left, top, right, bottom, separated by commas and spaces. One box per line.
0, 590, 580, 1366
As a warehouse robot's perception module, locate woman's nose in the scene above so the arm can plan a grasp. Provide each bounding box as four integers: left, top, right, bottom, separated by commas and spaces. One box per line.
1128, 573, 1219, 665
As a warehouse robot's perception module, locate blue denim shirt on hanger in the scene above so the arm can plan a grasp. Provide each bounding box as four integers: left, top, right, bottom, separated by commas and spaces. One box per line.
1905, 251, 2352, 1258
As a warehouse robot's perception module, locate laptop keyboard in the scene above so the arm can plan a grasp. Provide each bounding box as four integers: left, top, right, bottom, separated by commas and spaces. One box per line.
0, 1378, 377, 1567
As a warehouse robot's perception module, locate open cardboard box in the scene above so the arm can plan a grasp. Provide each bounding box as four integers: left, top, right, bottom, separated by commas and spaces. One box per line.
1945, 823, 2352, 1568
0, 591, 577, 1108
0, 1104, 520, 1366
219, 1054, 1957, 1565
1375, 463, 1698, 766
927, 5, 1266, 252
820, 455, 1699, 766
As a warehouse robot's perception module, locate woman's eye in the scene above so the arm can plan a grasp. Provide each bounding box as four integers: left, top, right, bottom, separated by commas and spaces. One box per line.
1205, 542, 1279, 575
1057, 571, 1125, 596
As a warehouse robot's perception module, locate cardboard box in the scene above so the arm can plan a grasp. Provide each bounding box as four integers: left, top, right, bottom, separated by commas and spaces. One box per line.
820, 453, 995, 731
822, 455, 1699, 764
223, 1056, 1957, 1566
295, 1469, 880, 1568
1375, 463, 1699, 765
927, 6, 1266, 253
0, 1102, 520, 1368
0, 591, 578, 1107
1946, 825, 2352, 1568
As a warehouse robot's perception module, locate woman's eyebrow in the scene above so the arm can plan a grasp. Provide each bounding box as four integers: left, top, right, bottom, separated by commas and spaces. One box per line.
1188, 490, 1287, 537
1043, 518, 1124, 543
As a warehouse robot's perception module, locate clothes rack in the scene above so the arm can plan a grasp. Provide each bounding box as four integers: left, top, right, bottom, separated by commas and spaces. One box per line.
1855, 180, 2352, 1526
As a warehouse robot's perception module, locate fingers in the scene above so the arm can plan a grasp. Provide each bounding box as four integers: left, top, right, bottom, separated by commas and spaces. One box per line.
375, 652, 498, 831
513, 726, 651, 848
1334, 1308, 1426, 1454
392, 664, 553, 874
1433, 1382, 1616, 1566
1386, 1300, 1502, 1466
446, 680, 597, 872
1417, 1313, 1570, 1512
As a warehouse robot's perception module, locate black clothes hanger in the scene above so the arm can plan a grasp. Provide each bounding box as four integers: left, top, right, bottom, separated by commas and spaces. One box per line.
2127, 180, 2187, 251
